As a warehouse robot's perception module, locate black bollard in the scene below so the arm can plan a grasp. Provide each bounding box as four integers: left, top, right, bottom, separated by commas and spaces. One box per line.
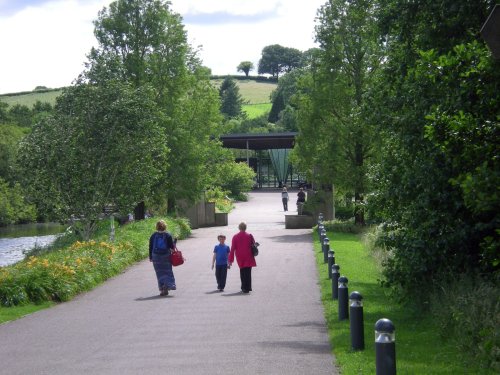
331, 264, 340, 300
317, 213, 324, 226
317, 224, 324, 238
319, 228, 325, 251
327, 249, 335, 279
323, 236, 329, 263
349, 291, 365, 350
338, 276, 349, 320
375, 319, 396, 375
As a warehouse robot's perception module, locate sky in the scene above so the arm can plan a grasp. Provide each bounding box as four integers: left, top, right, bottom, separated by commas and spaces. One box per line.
0, 0, 326, 95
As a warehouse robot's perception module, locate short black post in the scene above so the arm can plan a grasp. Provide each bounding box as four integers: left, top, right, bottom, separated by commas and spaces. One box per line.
322, 236, 329, 263
327, 249, 335, 279
318, 212, 324, 225
338, 276, 349, 320
317, 223, 324, 238
349, 291, 365, 350
319, 228, 325, 251
331, 264, 340, 300
375, 319, 396, 375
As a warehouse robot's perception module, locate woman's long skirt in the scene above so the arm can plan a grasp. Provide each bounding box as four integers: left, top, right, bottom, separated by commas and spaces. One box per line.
152, 253, 176, 291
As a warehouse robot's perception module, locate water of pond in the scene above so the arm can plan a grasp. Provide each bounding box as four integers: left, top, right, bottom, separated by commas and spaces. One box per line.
0, 223, 67, 267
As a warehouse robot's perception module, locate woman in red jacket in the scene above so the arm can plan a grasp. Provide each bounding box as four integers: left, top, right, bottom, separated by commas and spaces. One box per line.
229, 222, 257, 293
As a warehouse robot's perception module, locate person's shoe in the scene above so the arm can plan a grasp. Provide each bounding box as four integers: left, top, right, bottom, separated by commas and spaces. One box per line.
168, 285, 176, 290
241, 289, 249, 293
160, 288, 168, 296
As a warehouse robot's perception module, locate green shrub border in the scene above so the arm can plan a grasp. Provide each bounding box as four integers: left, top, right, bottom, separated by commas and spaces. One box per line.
0, 217, 190, 310
314, 230, 495, 374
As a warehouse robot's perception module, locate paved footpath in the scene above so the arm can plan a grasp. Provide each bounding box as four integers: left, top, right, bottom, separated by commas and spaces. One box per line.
0, 191, 338, 375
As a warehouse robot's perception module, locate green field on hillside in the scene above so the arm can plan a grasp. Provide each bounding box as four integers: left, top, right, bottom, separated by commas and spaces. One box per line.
234, 80, 275, 104
0, 79, 276, 109
242, 103, 272, 118
0, 90, 62, 107
211, 79, 277, 105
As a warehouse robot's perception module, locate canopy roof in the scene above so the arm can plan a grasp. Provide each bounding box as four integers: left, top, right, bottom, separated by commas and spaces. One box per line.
220, 132, 297, 150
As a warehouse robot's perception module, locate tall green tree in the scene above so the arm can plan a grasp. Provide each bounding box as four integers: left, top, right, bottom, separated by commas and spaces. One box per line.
0, 124, 28, 182
219, 77, 245, 119
88, 0, 222, 209
258, 44, 304, 77
268, 69, 305, 130
18, 82, 169, 239
237, 61, 254, 77
369, 0, 498, 299
293, 0, 381, 224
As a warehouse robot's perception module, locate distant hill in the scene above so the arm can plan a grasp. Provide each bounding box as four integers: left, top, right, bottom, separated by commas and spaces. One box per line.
0, 89, 63, 107
0, 78, 277, 119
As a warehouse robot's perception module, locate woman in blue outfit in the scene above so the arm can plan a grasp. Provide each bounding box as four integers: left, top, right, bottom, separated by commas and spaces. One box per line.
149, 220, 176, 296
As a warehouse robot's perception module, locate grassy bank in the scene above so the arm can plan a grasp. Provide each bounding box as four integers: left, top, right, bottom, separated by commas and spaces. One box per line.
0, 217, 189, 324
242, 103, 272, 118
316, 231, 494, 374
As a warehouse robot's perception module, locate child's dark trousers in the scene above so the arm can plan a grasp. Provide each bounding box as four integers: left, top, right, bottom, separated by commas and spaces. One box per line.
215, 265, 228, 290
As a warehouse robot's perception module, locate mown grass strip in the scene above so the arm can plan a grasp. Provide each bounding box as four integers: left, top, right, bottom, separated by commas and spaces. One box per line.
0, 302, 54, 324
315, 231, 494, 374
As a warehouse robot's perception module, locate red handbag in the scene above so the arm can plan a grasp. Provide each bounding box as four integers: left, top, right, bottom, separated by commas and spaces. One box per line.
170, 247, 184, 266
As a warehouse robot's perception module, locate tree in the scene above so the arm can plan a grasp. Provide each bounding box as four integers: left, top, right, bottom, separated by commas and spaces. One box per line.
293, 0, 381, 224
18, 81, 169, 239
237, 61, 254, 77
268, 69, 304, 130
0, 124, 28, 183
88, 0, 223, 210
0, 102, 9, 123
368, 0, 498, 300
258, 44, 304, 77
219, 77, 245, 119
8, 104, 31, 127
0, 177, 36, 226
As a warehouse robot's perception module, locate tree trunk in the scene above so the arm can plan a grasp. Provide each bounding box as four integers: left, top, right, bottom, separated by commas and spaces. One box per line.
134, 201, 145, 220
354, 141, 365, 225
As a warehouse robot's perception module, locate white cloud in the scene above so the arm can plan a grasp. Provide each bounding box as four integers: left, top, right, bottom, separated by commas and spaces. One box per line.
0, 0, 325, 94
173, 0, 284, 16
175, 0, 324, 75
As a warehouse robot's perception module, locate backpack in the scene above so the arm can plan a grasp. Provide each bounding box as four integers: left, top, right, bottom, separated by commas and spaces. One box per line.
153, 233, 168, 254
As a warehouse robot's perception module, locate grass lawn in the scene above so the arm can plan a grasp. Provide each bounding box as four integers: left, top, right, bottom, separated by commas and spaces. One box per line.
242, 103, 272, 118
0, 302, 53, 324
316, 231, 495, 374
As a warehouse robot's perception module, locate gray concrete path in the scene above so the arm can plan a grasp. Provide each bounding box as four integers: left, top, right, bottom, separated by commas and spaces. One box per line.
0, 191, 337, 375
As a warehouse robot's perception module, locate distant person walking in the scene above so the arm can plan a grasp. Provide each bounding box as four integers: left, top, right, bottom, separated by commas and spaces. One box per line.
229, 222, 257, 294
281, 186, 289, 211
211, 234, 230, 292
297, 187, 306, 214
149, 220, 176, 296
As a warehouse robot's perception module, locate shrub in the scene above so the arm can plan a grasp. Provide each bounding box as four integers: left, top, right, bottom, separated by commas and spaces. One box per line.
205, 187, 234, 213
320, 219, 366, 234
216, 162, 255, 197
0, 179, 36, 226
430, 275, 500, 371
335, 205, 354, 220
